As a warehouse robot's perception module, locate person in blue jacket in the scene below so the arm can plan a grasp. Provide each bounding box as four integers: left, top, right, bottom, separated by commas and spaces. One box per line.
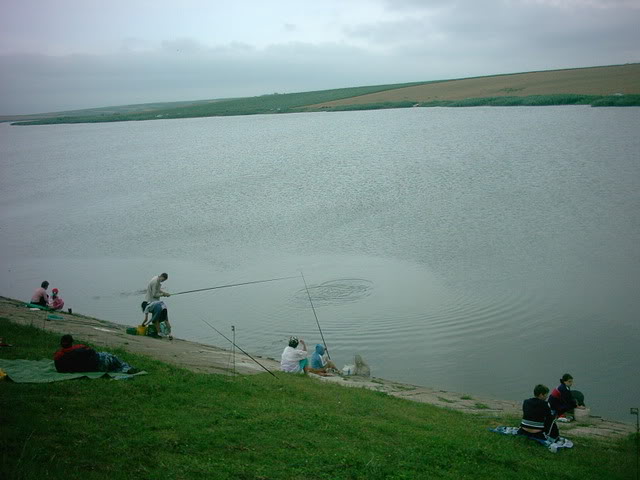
310, 344, 339, 374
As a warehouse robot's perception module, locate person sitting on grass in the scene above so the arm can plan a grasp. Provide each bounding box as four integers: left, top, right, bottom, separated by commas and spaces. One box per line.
549, 373, 586, 421
54, 334, 138, 374
280, 337, 312, 374
48, 288, 65, 311
141, 300, 173, 340
310, 344, 339, 374
517, 384, 559, 441
30, 281, 50, 307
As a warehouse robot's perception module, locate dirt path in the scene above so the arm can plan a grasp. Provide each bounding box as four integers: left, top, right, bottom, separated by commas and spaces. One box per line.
1, 297, 633, 440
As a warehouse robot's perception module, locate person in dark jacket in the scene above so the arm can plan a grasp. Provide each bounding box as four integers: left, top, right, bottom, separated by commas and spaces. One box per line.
53, 334, 137, 374
549, 373, 586, 420
517, 384, 559, 440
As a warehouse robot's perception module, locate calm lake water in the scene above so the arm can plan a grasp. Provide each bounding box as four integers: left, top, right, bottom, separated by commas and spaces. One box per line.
1, 107, 638, 422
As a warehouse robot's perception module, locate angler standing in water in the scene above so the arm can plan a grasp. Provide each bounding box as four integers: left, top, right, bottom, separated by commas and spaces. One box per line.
145, 273, 171, 302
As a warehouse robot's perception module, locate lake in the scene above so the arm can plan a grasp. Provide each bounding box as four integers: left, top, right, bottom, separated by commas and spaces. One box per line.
1, 106, 638, 422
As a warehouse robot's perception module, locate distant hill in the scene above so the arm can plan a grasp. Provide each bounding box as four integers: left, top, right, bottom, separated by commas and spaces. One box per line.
6, 64, 640, 126
0, 98, 230, 124
302, 64, 640, 111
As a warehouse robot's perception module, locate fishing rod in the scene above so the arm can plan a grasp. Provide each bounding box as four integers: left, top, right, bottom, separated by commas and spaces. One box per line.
300, 271, 330, 360
201, 319, 278, 379
171, 275, 299, 296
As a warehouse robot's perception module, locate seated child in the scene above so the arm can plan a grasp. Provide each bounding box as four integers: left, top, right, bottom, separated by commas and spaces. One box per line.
518, 384, 559, 441
549, 373, 586, 420
49, 288, 65, 311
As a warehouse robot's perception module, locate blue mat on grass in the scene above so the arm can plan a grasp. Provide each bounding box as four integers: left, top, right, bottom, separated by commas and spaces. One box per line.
490, 426, 573, 453
0, 358, 146, 383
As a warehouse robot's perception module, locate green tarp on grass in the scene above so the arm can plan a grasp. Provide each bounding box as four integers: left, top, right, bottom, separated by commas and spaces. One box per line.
0, 358, 146, 383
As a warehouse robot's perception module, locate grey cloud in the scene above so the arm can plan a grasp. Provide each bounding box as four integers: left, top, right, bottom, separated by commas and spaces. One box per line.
345, 1, 640, 67
0, 42, 407, 114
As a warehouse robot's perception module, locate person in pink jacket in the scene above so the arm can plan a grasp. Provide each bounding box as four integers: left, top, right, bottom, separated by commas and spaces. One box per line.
49, 288, 65, 311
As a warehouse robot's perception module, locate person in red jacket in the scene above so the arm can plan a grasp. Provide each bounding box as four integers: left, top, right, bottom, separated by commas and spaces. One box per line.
54, 334, 138, 374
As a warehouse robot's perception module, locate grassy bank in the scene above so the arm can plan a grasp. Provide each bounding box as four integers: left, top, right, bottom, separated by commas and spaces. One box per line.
10, 64, 640, 125
1, 319, 636, 480
10, 82, 428, 126
12, 94, 640, 126
312, 94, 640, 111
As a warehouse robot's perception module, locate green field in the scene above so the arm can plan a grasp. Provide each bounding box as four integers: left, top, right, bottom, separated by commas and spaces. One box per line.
7, 63, 640, 126
9, 82, 429, 126
1, 319, 636, 480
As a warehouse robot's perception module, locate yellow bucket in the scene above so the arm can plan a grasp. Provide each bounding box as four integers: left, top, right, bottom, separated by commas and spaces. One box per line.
136, 325, 147, 336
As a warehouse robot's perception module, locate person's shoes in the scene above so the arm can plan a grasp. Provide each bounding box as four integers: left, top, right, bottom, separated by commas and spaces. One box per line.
557, 415, 571, 423
127, 368, 140, 374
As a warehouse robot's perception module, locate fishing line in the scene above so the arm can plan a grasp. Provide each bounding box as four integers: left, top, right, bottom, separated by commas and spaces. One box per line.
300, 271, 330, 360
201, 318, 278, 379
171, 275, 299, 296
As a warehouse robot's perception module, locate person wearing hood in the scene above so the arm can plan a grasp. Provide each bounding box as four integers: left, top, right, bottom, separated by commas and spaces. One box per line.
49, 288, 65, 311
310, 343, 339, 374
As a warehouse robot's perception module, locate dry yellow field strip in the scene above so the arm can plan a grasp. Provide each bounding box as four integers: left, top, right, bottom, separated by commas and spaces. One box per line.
305, 64, 640, 108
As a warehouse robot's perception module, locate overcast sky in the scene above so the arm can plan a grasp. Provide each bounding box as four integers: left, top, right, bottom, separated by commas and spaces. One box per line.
1, 0, 638, 114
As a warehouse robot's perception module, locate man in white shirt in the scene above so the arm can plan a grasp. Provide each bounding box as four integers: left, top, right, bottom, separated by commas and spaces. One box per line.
280, 337, 310, 374
145, 273, 170, 303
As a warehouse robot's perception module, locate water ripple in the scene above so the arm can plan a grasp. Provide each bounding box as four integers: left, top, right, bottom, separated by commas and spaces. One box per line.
294, 278, 374, 306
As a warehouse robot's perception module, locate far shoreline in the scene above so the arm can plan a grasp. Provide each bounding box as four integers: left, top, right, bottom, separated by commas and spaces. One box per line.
4, 63, 639, 126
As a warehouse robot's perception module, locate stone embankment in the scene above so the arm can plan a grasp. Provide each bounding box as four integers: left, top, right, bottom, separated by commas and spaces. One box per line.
1, 296, 632, 440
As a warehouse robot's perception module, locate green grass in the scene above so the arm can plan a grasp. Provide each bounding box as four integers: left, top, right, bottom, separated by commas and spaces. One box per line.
1, 318, 637, 479
310, 94, 640, 112
417, 94, 640, 108
12, 89, 639, 126
11, 82, 428, 126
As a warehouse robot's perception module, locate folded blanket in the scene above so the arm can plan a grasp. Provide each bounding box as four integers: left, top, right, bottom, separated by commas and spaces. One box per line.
0, 358, 145, 383
490, 426, 574, 453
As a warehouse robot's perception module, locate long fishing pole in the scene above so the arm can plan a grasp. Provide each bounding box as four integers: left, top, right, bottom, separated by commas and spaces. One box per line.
201, 319, 278, 379
300, 271, 330, 360
171, 275, 298, 296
